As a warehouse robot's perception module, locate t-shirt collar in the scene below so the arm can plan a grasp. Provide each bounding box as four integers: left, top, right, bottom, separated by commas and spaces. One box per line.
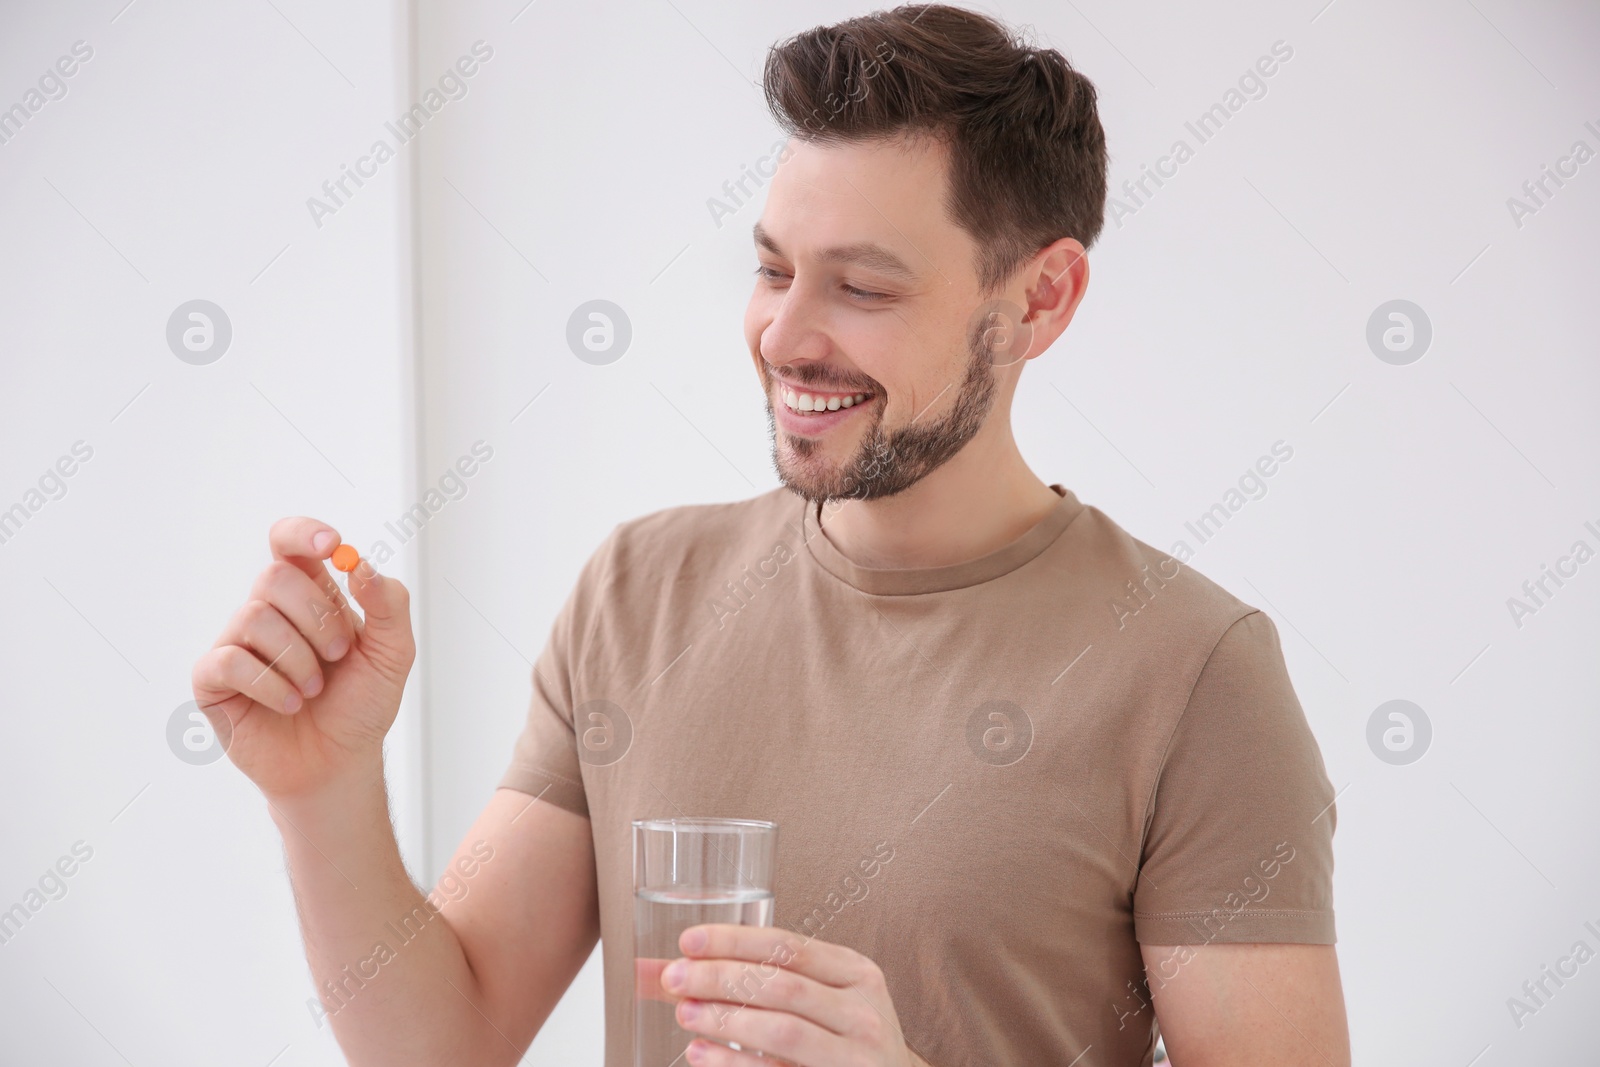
799, 484, 1084, 595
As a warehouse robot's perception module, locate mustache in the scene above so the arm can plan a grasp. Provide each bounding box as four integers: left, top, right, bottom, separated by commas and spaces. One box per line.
762, 360, 880, 394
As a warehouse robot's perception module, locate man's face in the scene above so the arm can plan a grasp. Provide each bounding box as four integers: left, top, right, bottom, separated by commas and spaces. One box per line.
743, 134, 1004, 503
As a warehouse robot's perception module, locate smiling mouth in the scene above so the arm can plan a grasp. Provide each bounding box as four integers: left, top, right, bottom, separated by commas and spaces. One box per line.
778, 385, 875, 414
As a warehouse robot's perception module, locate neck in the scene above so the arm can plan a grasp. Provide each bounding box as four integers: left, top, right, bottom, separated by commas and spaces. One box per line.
817, 417, 1060, 569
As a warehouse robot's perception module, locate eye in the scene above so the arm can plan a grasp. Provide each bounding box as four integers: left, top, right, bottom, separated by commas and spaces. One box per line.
753, 265, 887, 302
841, 283, 888, 301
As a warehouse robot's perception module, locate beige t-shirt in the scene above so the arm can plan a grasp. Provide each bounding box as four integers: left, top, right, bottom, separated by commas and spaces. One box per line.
500, 484, 1337, 1067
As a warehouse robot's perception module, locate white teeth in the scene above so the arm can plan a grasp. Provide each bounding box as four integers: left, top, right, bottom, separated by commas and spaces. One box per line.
779, 387, 872, 413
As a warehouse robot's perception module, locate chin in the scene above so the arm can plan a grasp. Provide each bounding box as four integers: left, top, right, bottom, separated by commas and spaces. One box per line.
771, 443, 845, 501
774, 457, 829, 501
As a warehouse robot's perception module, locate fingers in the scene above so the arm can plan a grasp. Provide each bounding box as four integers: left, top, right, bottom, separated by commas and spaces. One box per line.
636, 957, 680, 1005
682, 1042, 799, 1067
238, 559, 357, 663
264, 516, 413, 678
662, 951, 850, 1034
674, 999, 845, 1067
192, 642, 306, 716
665, 927, 900, 1059
346, 555, 407, 625
213, 595, 328, 706
681, 925, 865, 990
344, 558, 416, 674
268, 515, 340, 563
268, 516, 363, 636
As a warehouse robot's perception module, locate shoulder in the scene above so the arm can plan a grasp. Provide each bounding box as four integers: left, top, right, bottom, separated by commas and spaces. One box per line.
1062, 500, 1259, 645
612, 485, 799, 544
582, 486, 805, 597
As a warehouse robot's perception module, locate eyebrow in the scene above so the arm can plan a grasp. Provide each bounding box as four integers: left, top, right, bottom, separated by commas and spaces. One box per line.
752, 222, 921, 284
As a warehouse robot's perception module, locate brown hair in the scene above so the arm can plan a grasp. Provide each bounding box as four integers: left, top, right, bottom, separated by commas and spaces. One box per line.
762, 3, 1108, 295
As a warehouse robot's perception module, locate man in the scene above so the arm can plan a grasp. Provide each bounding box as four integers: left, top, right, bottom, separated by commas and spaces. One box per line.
192, 4, 1349, 1065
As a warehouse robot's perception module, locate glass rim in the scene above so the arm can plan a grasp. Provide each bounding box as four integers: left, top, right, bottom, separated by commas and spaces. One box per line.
632, 816, 777, 833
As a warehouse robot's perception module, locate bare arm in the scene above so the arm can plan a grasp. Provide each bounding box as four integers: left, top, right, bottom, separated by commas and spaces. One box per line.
192, 517, 597, 1066
426, 788, 600, 1054
1141, 942, 1350, 1067
274, 776, 598, 1064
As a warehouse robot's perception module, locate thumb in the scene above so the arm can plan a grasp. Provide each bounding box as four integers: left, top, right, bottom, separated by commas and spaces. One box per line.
346, 557, 414, 667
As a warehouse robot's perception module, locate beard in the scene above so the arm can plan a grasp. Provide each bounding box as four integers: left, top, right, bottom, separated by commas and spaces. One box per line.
762, 317, 998, 503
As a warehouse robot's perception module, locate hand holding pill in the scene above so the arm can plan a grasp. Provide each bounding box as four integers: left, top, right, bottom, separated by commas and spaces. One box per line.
188, 518, 417, 801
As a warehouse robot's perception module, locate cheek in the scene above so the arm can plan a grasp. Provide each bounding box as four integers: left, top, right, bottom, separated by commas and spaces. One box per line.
863, 327, 928, 394
932, 315, 977, 373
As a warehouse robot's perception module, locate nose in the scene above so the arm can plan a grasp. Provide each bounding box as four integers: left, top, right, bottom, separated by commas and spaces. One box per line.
756, 281, 833, 372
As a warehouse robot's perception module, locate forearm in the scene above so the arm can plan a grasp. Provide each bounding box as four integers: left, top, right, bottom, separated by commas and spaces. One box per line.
268, 759, 509, 1066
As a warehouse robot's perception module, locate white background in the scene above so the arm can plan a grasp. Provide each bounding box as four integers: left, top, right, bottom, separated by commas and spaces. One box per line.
2, 1, 1598, 1065
0, 2, 424, 1065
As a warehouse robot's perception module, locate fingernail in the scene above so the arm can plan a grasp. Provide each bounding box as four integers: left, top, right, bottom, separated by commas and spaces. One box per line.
327, 637, 349, 660
686, 1039, 705, 1064
284, 691, 302, 713
301, 674, 323, 698
663, 961, 686, 990
313, 531, 336, 553
682, 927, 707, 953
678, 1000, 700, 1023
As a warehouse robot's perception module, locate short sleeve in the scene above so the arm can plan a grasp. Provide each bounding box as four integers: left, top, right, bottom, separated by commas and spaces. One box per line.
496, 528, 620, 819
1132, 610, 1337, 945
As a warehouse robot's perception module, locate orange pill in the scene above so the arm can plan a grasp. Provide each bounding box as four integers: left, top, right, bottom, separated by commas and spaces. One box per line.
331, 543, 360, 572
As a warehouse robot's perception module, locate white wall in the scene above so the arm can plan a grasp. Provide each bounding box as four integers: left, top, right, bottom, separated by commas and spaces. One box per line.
3, 0, 1596, 1064
415, 1, 1600, 1065
0, 2, 423, 1065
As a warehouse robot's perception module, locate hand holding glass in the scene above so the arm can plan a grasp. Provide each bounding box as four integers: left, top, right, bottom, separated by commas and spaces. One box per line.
633, 817, 777, 1067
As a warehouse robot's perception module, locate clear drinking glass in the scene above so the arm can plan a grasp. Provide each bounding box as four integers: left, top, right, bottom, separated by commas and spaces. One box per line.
633, 817, 778, 1067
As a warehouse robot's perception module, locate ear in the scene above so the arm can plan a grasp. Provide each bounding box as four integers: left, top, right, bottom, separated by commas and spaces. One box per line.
1019, 237, 1089, 361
